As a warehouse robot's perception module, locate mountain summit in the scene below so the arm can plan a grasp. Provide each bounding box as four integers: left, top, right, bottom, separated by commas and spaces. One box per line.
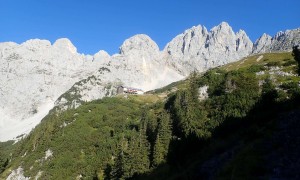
253, 28, 300, 53
163, 22, 254, 75
120, 34, 160, 57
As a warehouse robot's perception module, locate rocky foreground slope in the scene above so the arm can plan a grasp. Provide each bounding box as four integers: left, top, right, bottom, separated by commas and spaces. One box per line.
0, 22, 299, 141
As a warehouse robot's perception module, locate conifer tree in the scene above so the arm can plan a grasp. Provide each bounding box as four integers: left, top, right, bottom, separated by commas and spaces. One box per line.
153, 134, 164, 166
136, 127, 150, 173
292, 45, 300, 75
152, 111, 172, 167
0, 153, 8, 174
121, 128, 150, 178
174, 72, 210, 139
110, 147, 125, 180
157, 111, 172, 156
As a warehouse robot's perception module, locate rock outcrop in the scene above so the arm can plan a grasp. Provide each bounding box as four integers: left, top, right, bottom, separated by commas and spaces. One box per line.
253, 28, 300, 54
119, 34, 160, 60
0, 38, 101, 141
252, 33, 272, 54
163, 22, 253, 75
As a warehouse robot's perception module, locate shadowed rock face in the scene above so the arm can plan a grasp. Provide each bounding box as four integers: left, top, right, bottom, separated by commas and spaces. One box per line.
0, 22, 299, 141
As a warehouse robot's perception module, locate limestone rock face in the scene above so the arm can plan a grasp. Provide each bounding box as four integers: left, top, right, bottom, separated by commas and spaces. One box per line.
253, 28, 300, 54
269, 28, 300, 52
236, 30, 253, 56
93, 50, 111, 62
0, 36, 183, 141
252, 33, 272, 54
53, 38, 78, 54
117, 34, 161, 71
120, 34, 160, 59
164, 25, 208, 60
163, 22, 253, 75
0, 39, 101, 141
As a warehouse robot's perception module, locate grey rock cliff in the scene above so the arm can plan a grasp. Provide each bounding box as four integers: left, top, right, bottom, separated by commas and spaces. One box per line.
120, 34, 160, 59
163, 22, 253, 75
253, 28, 300, 54
0, 38, 101, 141
252, 33, 272, 54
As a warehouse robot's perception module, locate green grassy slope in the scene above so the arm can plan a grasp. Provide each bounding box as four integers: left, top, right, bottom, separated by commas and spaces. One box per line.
222, 52, 293, 71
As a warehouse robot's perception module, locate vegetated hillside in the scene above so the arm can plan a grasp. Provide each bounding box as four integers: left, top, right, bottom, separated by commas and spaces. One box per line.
1, 52, 300, 179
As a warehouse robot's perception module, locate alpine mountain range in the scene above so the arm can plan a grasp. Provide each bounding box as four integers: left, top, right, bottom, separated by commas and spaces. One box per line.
0, 22, 299, 141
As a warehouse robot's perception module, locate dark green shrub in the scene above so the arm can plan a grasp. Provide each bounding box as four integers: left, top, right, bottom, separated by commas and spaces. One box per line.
282, 60, 297, 66
248, 65, 266, 73
266, 61, 281, 67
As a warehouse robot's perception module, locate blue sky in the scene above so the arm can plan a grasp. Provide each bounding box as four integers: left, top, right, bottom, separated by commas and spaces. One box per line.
0, 0, 299, 55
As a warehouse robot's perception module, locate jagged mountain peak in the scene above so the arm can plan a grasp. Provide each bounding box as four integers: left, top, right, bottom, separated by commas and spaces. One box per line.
273, 31, 286, 41
235, 29, 253, 53
21, 39, 51, 47
262, 33, 272, 38
163, 24, 209, 59
236, 29, 247, 35
120, 34, 158, 49
119, 34, 159, 56
183, 25, 208, 35
164, 22, 253, 74
219, 21, 230, 27
53, 38, 77, 53
0, 41, 18, 49
252, 33, 272, 54
273, 28, 299, 41
118, 34, 160, 63
93, 50, 111, 62
255, 33, 272, 44
211, 21, 234, 34
253, 28, 300, 54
